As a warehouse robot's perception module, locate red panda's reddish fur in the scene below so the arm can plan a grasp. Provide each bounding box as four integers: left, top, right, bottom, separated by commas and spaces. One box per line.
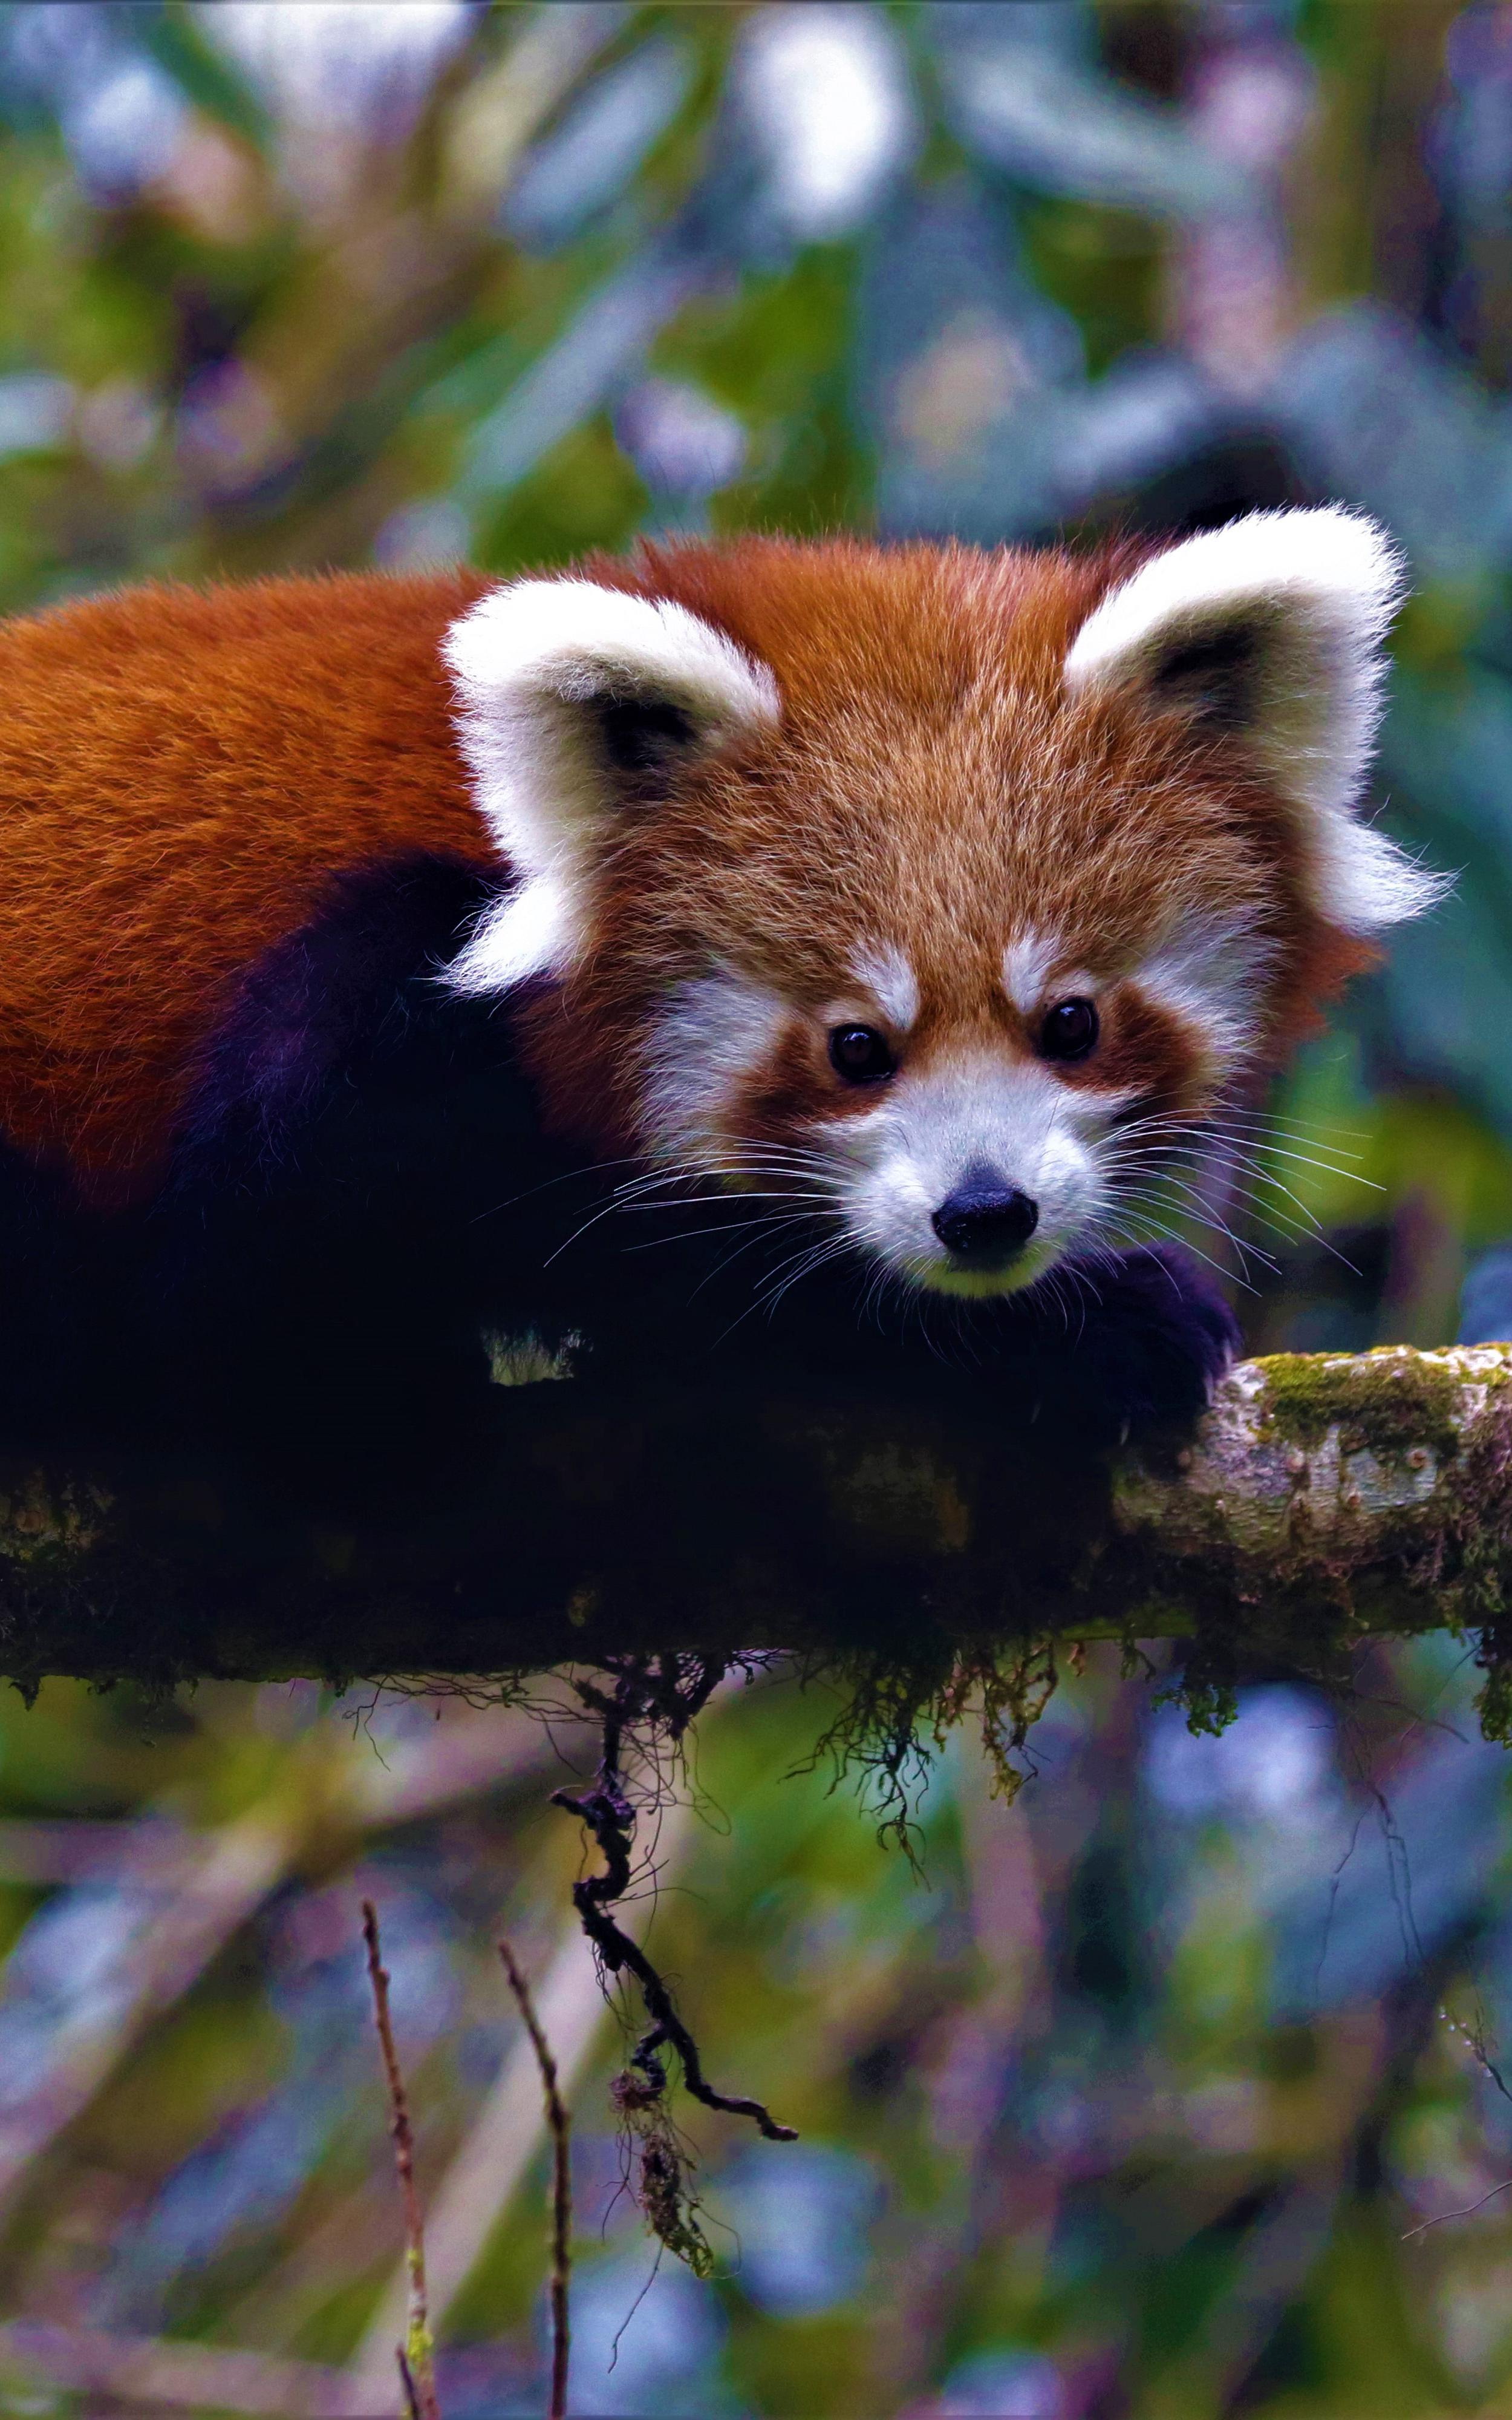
0, 567, 492, 1202
0, 540, 1372, 1209
524, 538, 1374, 1159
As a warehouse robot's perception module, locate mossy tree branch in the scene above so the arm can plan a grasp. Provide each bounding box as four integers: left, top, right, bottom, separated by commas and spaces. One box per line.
0, 1346, 1507, 1716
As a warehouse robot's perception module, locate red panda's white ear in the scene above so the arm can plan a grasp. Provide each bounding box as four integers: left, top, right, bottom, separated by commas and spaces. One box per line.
1063, 507, 1448, 934
442, 578, 779, 993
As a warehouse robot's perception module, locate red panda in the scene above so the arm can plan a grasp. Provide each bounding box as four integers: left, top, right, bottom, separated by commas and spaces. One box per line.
0, 509, 1442, 1453
0, 565, 492, 1205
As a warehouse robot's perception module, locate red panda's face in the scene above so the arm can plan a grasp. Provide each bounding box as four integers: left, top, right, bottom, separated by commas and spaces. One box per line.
613, 701, 1274, 1302
443, 520, 1442, 1304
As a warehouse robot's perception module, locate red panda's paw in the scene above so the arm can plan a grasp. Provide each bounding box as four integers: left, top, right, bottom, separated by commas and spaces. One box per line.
1035, 1245, 1242, 1438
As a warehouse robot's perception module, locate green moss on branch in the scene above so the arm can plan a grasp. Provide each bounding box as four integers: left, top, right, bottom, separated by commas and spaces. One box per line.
1256, 1346, 1474, 1458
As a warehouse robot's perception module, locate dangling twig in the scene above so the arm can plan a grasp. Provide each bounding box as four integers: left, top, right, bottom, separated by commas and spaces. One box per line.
362, 1900, 442, 2420
1403, 2176, 1512, 2240
498, 1938, 572, 2420
552, 1657, 797, 2148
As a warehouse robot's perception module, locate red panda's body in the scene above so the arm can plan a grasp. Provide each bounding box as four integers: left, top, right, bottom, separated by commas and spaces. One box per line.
0, 515, 1440, 1457
0, 566, 491, 1203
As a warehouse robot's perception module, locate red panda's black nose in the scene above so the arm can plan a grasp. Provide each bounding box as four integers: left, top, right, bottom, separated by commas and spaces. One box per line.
932, 1173, 1040, 1265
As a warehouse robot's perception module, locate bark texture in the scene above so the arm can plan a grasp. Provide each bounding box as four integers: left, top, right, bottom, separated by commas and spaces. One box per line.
0, 1345, 1507, 1698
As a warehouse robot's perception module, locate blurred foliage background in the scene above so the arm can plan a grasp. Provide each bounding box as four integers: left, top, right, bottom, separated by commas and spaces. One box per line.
4, 3, 1512, 2416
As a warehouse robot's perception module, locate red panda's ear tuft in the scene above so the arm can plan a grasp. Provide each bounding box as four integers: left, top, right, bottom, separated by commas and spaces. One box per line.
1063, 507, 1450, 935
442, 578, 779, 995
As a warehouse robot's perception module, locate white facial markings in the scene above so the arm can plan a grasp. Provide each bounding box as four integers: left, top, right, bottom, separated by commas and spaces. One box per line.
1002, 927, 1063, 1017
1134, 909, 1275, 1077
847, 941, 919, 1032
815, 1047, 1131, 1298
641, 967, 790, 1169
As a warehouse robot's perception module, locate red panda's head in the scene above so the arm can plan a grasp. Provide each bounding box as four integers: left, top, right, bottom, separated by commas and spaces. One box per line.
442, 515, 1444, 1301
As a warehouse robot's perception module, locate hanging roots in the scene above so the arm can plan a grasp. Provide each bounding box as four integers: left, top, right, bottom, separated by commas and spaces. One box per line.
610, 2062, 715, 2278
551, 1653, 797, 2270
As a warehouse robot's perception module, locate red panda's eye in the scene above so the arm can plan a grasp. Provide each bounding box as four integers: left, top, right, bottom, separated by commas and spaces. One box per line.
828, 1024, 896, 1084
1038, 998, 1100, 1063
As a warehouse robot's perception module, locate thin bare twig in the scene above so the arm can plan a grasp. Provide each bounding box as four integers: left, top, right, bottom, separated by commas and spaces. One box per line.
345, 1885, 630, 2401
362, 1901, 441, 2420
396, 2348, 423, 2420
499, 1938, 572, 2420
1403, 2176, 1512, 2240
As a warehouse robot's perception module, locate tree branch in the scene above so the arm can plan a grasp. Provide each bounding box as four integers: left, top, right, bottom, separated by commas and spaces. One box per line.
0, 1346, 1506, 1698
